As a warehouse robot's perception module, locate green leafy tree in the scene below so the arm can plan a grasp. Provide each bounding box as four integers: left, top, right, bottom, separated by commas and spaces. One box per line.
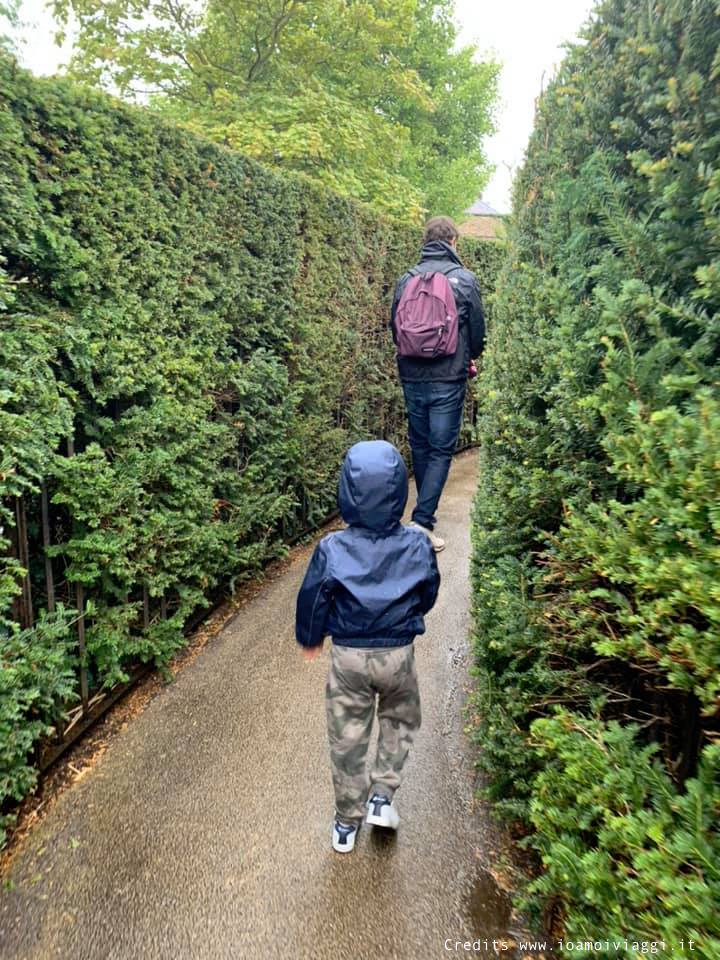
49, 0, 497, 218
0, 0, 18, 51
389, 0, 499, 216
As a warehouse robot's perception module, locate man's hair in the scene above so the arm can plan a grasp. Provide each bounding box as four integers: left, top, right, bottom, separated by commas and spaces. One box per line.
423, 216, 459, 245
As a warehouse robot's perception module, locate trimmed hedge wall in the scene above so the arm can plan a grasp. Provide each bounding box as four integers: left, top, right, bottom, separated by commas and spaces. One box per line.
471, 0, 719, 952
0, 56, 501, 845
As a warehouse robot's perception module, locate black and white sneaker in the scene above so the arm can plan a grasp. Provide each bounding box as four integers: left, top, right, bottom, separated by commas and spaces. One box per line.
365, 793, 400, 829
332, 819, 359, 853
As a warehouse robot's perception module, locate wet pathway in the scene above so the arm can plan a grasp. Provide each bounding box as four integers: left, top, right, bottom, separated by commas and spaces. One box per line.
0, 450, 521, 960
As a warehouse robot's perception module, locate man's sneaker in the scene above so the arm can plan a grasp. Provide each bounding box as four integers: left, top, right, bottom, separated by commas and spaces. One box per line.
409, 521, 445, 553
332, 819, 359, 853
365, 793, 400, 830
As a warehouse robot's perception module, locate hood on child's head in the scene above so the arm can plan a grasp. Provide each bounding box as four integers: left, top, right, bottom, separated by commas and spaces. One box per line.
338, 440, 408, 532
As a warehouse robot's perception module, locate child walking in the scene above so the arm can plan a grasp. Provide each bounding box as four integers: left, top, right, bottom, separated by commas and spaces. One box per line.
295, 440, 440, 853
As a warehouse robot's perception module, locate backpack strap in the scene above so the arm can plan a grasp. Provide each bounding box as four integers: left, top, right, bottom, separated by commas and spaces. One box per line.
410, 262, 462, 279
438, 263, 463, 279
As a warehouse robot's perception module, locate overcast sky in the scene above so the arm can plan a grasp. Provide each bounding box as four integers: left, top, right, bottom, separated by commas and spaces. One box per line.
455, 0, 597, 211
12, 0, 597, 212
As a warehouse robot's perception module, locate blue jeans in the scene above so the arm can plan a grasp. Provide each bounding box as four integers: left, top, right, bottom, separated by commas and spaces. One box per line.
402, 380, 466, 530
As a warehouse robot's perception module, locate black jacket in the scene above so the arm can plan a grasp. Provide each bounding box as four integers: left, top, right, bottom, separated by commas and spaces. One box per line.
390, 240, 485, 382
295, 441, 440, 649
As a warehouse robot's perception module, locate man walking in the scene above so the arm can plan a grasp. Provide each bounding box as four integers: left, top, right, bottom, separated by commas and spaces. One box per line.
390, 216, 485, 552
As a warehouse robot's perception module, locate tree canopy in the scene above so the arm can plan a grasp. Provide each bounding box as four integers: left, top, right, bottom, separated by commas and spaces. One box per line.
1, 1, 19, 51
49, 0, 498, 219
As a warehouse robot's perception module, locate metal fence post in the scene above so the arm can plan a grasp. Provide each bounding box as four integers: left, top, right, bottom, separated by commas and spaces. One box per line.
41, 482, 56, 613
14, 496, 33, 629
76, 582, 89, 713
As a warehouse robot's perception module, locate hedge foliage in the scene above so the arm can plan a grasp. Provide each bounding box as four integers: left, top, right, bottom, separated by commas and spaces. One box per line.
0, 57, 501, 845
471, 0, 720, 952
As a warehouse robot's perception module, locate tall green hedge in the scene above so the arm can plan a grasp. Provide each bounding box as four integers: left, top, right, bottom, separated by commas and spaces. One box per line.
0, 56, 501, 845
471, 0, 719, 952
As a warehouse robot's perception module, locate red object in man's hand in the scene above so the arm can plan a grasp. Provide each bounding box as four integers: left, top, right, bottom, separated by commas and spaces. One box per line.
468, 361, 478, 380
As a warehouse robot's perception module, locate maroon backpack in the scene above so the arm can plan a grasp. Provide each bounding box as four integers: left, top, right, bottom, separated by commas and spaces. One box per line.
395, 268, 459, 359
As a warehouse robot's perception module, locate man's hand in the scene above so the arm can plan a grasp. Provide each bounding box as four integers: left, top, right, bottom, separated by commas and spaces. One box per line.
300, 643, 324, 662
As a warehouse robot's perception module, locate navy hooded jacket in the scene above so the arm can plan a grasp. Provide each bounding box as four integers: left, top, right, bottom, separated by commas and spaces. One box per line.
295, 441, 441, 649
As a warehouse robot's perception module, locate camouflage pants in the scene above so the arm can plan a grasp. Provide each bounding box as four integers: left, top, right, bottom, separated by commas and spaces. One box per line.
326, 643, 422, 823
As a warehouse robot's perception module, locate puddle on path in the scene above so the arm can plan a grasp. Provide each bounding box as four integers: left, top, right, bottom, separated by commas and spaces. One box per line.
463, 869, 553, 958
464, 868, 513, 939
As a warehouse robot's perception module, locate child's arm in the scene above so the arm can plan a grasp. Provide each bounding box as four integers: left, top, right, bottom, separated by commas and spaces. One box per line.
295, 539, 334, 653
418, 540, 441, 614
